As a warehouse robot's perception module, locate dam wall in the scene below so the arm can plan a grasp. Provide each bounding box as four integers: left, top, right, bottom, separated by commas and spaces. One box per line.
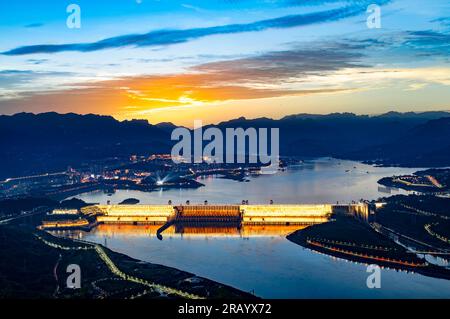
175, 205, 241, 223
348, 203, 371, 222
86, 205, 175, 224
81, 203, 333, 225
332, 203, 371, 222
40, 218, 91, 230
241, 204, 332, 225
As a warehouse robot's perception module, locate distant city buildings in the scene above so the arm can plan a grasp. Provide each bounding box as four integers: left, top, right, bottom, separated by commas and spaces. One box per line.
0, 171, 80, 198
51, 208, 79, 215
0, 154, 293, 200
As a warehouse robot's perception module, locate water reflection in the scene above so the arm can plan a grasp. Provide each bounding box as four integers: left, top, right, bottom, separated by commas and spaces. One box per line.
61, 159, 450, 298
59, 223, 450, 298
65, 223, 305, 239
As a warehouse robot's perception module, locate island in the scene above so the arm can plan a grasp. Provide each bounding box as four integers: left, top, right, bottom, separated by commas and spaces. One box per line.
119, 198, 140, 205
288, 195, 450, 280
378, 168, 450, 194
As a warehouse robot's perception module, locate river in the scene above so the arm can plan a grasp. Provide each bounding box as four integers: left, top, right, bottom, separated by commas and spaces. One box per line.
64, 158, 450, 298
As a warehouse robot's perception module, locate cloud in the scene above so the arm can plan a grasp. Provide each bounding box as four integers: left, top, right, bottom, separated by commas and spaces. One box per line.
26, 59, 48, 65
404, 30, 450, 55
282, 0, 377, 6
2, 1, 389, 55
1, 33, 449, 119
0, 44, 363, 117
181, 3, 207, 13
0, 42, 365, 117
24, 23, 44, 28
191, 43, 366, 86
0, 69, 82, 102
430, 16, 450, 26
337, 29, 450, 62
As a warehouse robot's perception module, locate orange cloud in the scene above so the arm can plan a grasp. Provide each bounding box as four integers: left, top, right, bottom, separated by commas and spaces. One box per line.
0, 72, 348, 119
0, 48, 362, 118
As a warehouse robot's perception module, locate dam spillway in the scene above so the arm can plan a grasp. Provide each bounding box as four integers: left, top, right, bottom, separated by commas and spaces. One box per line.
81, 203, 335, 226
175, 205, 241, 224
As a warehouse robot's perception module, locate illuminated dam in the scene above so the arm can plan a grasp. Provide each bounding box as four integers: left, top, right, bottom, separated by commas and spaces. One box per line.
79, 203, 369, 226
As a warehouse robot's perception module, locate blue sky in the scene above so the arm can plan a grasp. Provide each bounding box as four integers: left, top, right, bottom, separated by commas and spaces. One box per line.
0, 0, 449, 125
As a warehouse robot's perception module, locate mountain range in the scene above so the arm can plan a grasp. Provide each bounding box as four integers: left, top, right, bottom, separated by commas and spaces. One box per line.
1, 111, 449, 179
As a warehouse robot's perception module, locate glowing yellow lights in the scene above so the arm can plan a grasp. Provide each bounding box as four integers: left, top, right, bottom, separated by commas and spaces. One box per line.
83, 204, 333, 225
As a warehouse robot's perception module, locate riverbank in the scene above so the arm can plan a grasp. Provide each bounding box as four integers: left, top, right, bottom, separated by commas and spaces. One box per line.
0, 224, 255, 299
287, 215, 450, 280
377, 168, 450, 194
37, 178, 205, 201
374, 195, 450, 251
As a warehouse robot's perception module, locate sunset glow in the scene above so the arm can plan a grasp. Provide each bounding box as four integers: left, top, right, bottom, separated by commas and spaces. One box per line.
1, 0, 449, 125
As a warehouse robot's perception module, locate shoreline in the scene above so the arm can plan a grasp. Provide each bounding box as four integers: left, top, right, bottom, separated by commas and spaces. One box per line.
38, 226, 258, 299
287, 217, 450, 282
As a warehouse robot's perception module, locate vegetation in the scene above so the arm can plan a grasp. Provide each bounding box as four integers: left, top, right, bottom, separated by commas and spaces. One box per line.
0, 225, 254, 299
287, 215, 424, 267
416, 168, 450, 189
378, 169, 450, 193
2, 111, 450, 180
58, 198, 91, 209
288, 195, 450, 280
375, 195, 450, 250
0, 197, 57, 218
0, 226, 59, 298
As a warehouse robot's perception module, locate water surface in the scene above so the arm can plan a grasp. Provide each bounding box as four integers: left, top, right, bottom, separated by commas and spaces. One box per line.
74, 158, 415, 205
67, 158, 450, 298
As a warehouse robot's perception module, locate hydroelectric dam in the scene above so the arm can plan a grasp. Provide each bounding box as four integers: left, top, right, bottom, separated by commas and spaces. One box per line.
80, 203, 370, 227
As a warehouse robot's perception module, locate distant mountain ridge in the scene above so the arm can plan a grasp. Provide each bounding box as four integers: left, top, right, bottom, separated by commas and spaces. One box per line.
353, 116, 450, 167
0, 112, 171, 179
0, 111, 449, 179
209, 111, 450, 165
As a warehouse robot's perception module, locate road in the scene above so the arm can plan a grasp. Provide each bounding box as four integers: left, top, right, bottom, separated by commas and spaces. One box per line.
0, 206, 49, 225
35, 233, 203, 299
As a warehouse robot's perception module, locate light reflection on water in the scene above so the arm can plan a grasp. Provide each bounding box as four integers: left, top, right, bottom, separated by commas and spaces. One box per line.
61, 224, 450, 299
65, 158, 450, 298
66, 224, 305, 238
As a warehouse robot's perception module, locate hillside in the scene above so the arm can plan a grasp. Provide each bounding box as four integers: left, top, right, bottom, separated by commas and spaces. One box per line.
0, 112, 171, 179
1, 111, 449, 179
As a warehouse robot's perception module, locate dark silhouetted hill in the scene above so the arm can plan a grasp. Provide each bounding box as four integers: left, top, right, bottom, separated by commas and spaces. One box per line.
212, 112, 450, 164
351, 117, 450, 166
1, 111, 449, 179
0, 112, 171, 179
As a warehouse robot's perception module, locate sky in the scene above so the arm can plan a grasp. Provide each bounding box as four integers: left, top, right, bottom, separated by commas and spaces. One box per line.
0, 0, 449, 126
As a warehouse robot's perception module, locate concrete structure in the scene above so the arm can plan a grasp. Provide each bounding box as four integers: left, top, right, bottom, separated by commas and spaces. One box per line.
333, 203, 372, 222
83, 205, 174, 224
242, 204, 331, 225
82, 203, 335, 226
0, 171, 78, 198
40, 218, 90, 229
51, 208, 79, 215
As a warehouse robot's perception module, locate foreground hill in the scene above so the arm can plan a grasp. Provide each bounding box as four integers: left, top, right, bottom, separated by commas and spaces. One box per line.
0, 225, 253, 298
